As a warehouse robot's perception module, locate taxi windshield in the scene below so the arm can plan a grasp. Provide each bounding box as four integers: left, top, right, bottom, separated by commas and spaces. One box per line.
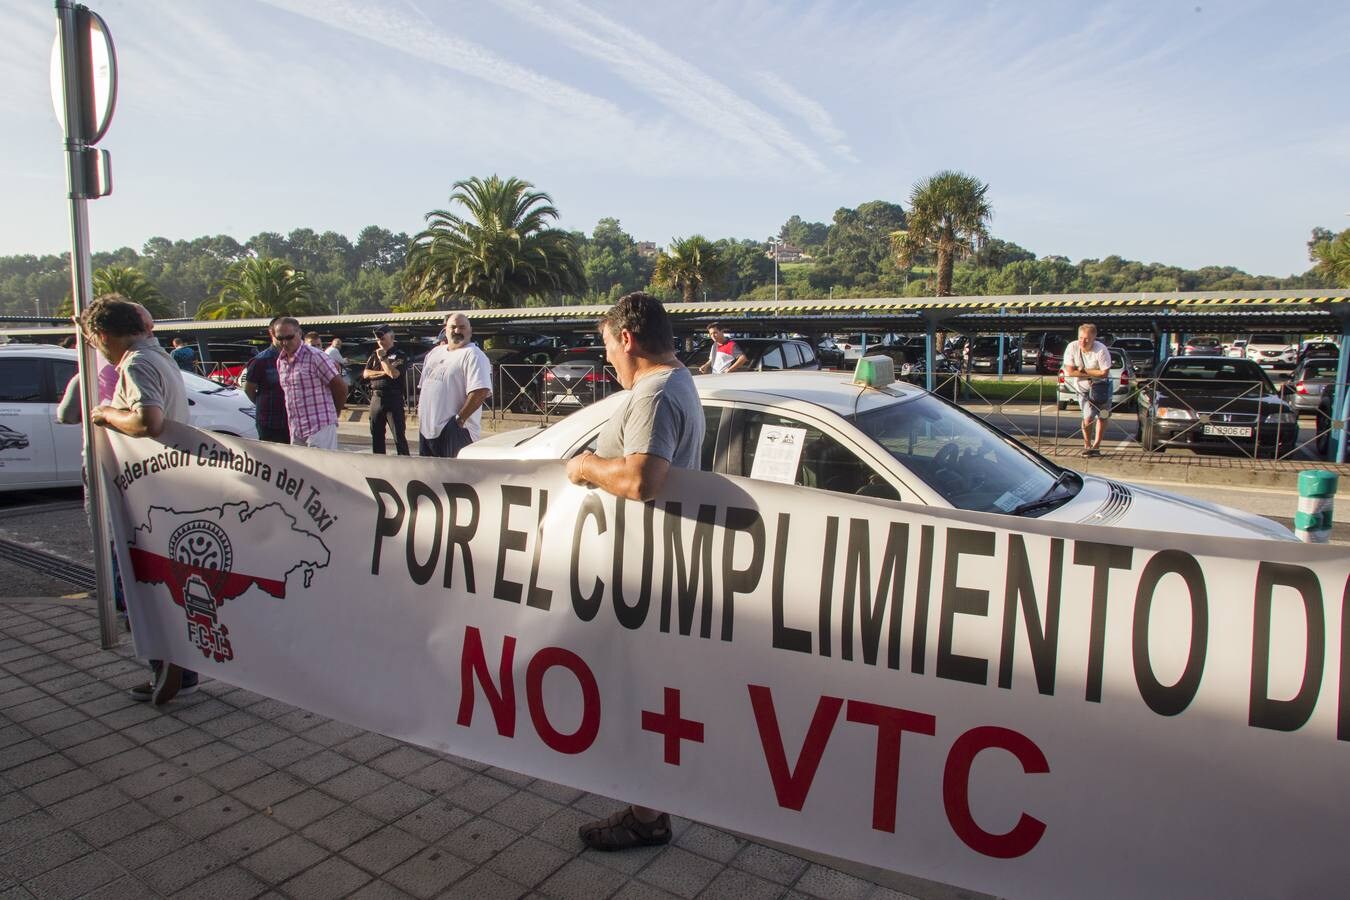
851, 394, 1071, 514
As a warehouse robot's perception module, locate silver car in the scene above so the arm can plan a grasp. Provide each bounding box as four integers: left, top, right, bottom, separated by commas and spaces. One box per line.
1282, 357, 1341, 412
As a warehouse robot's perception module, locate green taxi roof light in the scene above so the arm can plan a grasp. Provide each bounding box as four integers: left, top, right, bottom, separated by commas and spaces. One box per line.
853, 355, 896, 388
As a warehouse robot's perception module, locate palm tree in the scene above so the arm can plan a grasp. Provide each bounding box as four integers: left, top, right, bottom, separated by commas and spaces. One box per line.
892, 171, 992, 297
652, 236, 725, 303
1312, 230, 1350, 288
196, 257, 316, 320
403, 175, 586, 309
58, 266, 172, 318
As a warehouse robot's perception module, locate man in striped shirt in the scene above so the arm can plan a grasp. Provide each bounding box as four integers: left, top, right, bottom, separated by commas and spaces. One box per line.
274, 316, 346, 450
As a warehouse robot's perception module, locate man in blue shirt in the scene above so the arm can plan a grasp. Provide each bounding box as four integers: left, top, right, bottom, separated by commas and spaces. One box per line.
241, 317, 290, 443
170, 337, 196, 372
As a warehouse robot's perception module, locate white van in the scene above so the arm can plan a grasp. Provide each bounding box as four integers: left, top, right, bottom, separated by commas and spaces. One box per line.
0, 345, 257, 491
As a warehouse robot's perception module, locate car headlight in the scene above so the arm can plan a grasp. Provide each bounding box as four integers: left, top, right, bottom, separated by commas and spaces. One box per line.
1155, 407, 1195, 420
1263, 412, 1297, 424
239, 406, 256, 418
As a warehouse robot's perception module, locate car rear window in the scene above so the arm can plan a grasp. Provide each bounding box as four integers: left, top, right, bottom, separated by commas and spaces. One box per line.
1249, 334, 1286, 344
1162, 359, 1269, 382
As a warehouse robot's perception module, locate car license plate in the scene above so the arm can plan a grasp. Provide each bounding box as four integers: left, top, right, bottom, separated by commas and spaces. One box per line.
1203, 424, 1252, 437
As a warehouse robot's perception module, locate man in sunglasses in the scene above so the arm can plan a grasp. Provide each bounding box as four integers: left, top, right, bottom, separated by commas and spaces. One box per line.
274, 317, 347, 450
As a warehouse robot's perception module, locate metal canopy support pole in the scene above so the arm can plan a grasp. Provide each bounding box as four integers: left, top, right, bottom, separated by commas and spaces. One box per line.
56, 1, 120, 650
1334, 317, 1350, 462
997, 307, 1005, 380
925, 318, 936, 392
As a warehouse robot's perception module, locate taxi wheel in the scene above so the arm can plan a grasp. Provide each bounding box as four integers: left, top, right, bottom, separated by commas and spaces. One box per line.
1140, 420, 1163, 453
1056, 400, 1069, 411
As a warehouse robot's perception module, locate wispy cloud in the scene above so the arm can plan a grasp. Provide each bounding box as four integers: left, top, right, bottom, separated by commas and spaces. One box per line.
494, 0, 828, 173
750, 70, 856, 164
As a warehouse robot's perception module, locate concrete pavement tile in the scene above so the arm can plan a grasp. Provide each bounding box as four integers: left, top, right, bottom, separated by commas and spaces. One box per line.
111, 758, 193, 798
32, 634, 82, 652
393, 799, 472, 845
610, 881, 683, 900
634, 847, 723, 899
383, 847, 472, 899
199, 710, 264, 738
172, 698, 234, 726
791, 864, 874, 900
253, 735, 322, 770
145, 727, 219, 758
242, 697, 295, 721
63, 732, 135, 766
301, 806, 384, 852
119, 713, 189, 744
135, 841, 229, 895
167, 863, 267, 899
730, 844, 809, 886
865, 887, 925, 900
347, 878, 417, 899
334, 732, 402, 764
231, 771, 307, 810
437, 816, 520, 866
401, 759, 472, 795
203, 813, 290, 859
483, 790, 562, 833
0, 793, 37, 824
271, 708, 326, 734
672, 823, 746, 864
585, 841, 668, 877
0, 687, 45, 711
21, 849, 121, 900
285, 749, 356, 785
536, 857, 627, 900
72, 801, 159, 847
0, 811, 64, 854
352, 782, 433, 823
299, 719, 364, 747
224, 723, 290, 754
1, 752, 75, 788
525, 778, 585, 806
24, 664, 78, 686
39, 672, 96, 695
281, 855, 373, 899
47, 784, 130, 826
173, 739, 245, 776
483, 835, 571, 888
269, 789, 344, 829
528, 806, 594, 851
317, 765, 392, 802
446, 773, 516, 814
0, 741, 55, 773
0, 829, 94, 881
199, 755, 273, 791
240, 833, 329, 883
169, 794, 252, 839
96, 703, 160, 731
212, 687, 268, 707
339, 825, 425, 875
698, 867, 787, 900
0, 725, 32, 751
103, 822, 192, 870
482, 766, 534, 789
20, 708, 85, 737
571, 792, 628, 818
450, 866, 529, 899
41, 719, 111, 751
142, 777, 220, 817
2, 697, 65, 723
86, 746, 159, 782
77, 874, 155, 900
50, 679, 118, 706
367, 746, 437, 779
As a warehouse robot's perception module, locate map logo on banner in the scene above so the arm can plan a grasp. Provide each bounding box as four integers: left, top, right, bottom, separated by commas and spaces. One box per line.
127, 502, 330, 663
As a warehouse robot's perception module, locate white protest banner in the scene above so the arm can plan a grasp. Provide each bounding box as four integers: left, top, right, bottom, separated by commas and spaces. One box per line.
101, 424, 1350, 900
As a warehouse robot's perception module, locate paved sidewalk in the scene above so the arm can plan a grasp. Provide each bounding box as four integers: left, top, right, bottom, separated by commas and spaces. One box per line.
0, 598, 969, 900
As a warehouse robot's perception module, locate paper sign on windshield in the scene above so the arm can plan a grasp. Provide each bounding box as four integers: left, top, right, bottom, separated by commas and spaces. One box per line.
750, 425, 807, 483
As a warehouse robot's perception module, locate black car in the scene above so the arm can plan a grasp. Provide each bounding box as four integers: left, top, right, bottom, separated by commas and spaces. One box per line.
1137, 356, 1297, 456
1020, 332, 1046, 369
680, 337, 821, 372
1036, 332, 1075, 374
863, 345, 960, 386
1183, 336, 1223, 356
1113, 337, 1156, 375
489, 345, 561, 411
542, 346, 617, 408
966, 336, 1021, 373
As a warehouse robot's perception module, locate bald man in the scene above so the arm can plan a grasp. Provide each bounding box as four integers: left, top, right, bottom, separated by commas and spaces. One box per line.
416, 312, 492, 457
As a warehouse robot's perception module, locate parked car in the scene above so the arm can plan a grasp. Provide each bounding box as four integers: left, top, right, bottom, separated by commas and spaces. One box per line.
0, 345, 257, 491
1137, 356, 1297, 457
967, 336, 1021, 373
1281, 356, 1341, 413
542, 346, 617, 408
814, 338, 845, 369
1245, 333, 1298, 369
1112, 337, 1156, 375
486, 345, 559, 412
1297, 341, 1339, 364
835, 334, 887, 361
1020, 332, 1047, 369
1183, 336, 1223, 356
461, 367, 1291, 540
1036, 332, 1075, 375
1056, 347, 1135, 412
1226, 339, 1248, 359
681, 337, 821, 372
864, 344, 960, 385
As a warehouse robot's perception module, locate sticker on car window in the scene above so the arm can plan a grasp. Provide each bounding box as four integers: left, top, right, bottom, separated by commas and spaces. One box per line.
749, 425, 807, 484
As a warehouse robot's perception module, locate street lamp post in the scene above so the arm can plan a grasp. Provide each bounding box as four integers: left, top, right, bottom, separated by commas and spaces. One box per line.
767, 237, 782, 303
33, 298, 41, 318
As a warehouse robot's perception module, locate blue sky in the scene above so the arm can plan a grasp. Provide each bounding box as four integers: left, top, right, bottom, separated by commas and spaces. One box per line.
3, 0, 1347, 277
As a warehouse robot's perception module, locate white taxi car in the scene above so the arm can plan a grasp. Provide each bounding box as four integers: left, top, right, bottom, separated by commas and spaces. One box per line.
0, 345, 257, 491
462, 359, 1293, 540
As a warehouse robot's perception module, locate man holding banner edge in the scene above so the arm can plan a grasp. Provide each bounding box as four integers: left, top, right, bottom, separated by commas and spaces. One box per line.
567, 292, 705, 849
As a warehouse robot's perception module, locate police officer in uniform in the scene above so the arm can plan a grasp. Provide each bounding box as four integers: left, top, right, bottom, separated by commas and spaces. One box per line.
363, 324, 410, 455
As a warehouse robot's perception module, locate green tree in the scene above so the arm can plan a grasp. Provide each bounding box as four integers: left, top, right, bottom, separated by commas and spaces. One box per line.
404, 175, 586, 309
778, 215, 829, 251
1311, 229, 1350, 287
820, 201, 908, 287
715, 238, 774, 298
576, 218, 650, 303
91, 265, 171, 317
893, 171, 992, 297
196, 257, 317, 319
652, 235, 726, 302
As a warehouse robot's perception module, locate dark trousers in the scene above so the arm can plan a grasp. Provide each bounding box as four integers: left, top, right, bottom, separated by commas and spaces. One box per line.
419, 417, 474, 458
257, 423, 290, 444
370, 392, 409, 455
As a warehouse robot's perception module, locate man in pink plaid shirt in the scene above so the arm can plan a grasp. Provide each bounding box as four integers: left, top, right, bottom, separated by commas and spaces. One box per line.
274, 316, 347, 449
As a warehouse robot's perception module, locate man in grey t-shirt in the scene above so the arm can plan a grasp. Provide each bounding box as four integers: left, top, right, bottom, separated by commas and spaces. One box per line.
566, 292, 703, 849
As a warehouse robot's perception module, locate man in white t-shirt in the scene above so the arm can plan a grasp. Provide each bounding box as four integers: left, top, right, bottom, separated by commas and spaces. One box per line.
697, 322, 748, 374
417, 312, 493, 457
1062, 322, 1112, 457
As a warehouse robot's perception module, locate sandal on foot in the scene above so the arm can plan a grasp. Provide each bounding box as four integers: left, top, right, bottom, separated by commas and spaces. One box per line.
578, 806, 671, 851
